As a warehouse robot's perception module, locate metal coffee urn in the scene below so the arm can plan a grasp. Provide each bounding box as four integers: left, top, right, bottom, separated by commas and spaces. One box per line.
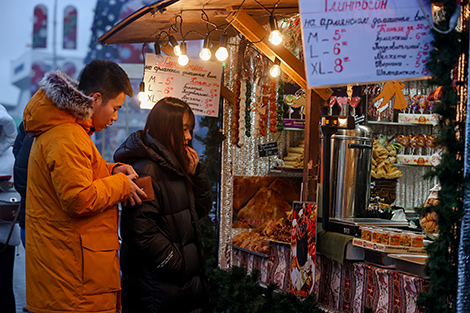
329, 125, 373, 218
320, 116, 373, 230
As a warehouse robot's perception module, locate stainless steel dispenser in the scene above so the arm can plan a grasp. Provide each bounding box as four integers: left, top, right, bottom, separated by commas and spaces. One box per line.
328, 125, 373, 218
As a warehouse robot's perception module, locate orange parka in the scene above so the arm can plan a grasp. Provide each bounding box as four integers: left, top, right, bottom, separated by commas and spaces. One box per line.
23, 71, 130, 313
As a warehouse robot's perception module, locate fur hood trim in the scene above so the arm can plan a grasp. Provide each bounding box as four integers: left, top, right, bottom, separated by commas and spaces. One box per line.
38, 70, 94, 120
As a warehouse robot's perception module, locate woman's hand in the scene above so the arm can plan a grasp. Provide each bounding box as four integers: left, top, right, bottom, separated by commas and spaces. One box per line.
185, 146, 199, 175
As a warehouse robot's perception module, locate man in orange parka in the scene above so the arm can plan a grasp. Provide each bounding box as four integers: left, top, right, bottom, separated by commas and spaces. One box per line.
23, 60, 147, 313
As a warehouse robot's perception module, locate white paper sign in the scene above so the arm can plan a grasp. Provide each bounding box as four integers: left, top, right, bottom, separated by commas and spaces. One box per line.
298, 0, 434, 88
141, 54, 222, 117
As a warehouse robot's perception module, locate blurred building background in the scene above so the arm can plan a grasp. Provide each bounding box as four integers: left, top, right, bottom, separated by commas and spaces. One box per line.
2, 0, 208, 161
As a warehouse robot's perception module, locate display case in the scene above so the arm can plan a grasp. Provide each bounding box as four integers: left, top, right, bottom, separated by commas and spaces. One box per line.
363, 80, 440, 211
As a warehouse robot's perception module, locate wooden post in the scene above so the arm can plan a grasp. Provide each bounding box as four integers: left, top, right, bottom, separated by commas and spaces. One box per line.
302, 89, 322, 202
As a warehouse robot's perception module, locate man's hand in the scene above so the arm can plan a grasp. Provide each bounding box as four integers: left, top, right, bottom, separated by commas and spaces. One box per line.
113, 164, 147, 206
185, 146, 199, 175
113, 164, 138, 176
125, 175, 148, 206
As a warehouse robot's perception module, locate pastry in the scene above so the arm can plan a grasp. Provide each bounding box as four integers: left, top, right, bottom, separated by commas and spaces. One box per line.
237, 187, 292, 227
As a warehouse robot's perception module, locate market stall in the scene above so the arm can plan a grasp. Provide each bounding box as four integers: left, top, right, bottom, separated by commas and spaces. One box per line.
97, 0, 469, 312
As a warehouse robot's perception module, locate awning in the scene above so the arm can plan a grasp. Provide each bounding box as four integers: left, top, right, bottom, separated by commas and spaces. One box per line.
97, 0, 299, 45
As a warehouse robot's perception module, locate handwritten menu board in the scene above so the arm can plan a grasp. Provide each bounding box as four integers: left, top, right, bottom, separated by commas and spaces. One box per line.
141, 54, 222, 117
298, 0, 434, 88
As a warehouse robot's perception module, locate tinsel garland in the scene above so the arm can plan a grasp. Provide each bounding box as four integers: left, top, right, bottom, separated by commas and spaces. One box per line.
277, 80, 286, 132
416, 1, 465, 312
238, 80, 247, 147
245, 81, 253, 137
269, 79, 278, 133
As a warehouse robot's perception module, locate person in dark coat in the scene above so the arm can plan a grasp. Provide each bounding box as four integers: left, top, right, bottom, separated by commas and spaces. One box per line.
13, 121, 34, 242
114, 97, 212, 313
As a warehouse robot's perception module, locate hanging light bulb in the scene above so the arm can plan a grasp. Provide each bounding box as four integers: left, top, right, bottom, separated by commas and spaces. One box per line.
270, 58, 281, 78
269, 16, 283, 46
169, 35, 181, 56
215, 34, 228, 62
137, 81, 146, 103
199, 36, 212, 61
177, 42, 189, 66
154, 41, 164, 63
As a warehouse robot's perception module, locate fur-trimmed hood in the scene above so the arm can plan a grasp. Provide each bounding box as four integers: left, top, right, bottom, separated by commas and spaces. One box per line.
23, 70, 95, 136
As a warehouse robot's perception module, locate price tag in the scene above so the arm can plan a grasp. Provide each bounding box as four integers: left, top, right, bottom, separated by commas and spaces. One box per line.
258, 142, 279, 158
298, 0, 434, 88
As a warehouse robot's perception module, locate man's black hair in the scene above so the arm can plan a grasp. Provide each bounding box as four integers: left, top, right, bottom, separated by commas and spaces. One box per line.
78, 59, 133, 102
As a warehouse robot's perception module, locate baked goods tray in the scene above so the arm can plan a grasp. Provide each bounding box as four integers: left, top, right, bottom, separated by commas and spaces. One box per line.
271, 166, 303, 173
330, 217, 409, 227
232, 244, 271, 258
268, 239, 291, 246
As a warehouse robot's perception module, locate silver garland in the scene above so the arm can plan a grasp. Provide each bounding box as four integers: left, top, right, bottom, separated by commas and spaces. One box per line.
457, 4, 470, 310
217, 37, 301, 268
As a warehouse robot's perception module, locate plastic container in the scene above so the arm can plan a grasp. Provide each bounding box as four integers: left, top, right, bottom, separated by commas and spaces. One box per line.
410, 233, 424, 248
374, 229, 385, 244
381, 229, 391, 245
361, 226, 372, 241
388, 230, 402, 246
399, 232, 412, 247
371, 228, 380, 243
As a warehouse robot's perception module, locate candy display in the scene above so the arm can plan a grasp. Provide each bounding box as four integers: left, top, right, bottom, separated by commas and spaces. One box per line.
395, 133, 442, 166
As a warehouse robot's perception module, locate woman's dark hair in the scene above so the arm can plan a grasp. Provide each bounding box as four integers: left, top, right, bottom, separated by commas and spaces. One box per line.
78, 59, 133, 102
144, 97, 195, 178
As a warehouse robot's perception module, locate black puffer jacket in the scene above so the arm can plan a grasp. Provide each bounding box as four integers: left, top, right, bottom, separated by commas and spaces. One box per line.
114, 130, 212, 313
13, 121, 34, 229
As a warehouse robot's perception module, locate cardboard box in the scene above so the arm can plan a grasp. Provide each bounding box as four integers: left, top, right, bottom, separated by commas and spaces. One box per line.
352, 238, 426, 255
397, 113, 440, 125
396, 154, 441, 166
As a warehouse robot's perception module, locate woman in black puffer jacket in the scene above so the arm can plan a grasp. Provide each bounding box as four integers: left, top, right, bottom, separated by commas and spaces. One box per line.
114, 97, 212, 313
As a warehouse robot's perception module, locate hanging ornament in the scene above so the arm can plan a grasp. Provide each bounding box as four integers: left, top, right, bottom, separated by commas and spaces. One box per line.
373, 81, 407, 111
231, 79, 241, 145
259, 85, 270, 137
269, 79, 278, 133
245, 81, 252, 137
252, 83, 263, 138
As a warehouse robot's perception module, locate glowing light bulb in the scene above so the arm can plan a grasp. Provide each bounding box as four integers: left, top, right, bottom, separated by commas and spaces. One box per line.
270, 63, 281, 78
215, 47, 228, 61
200, 48, 211, 61
138, 91, 146, 103
173, 45, 181, 56
178, 54, 189, 66
269, 29, 283, 46
137, 81, 146, 103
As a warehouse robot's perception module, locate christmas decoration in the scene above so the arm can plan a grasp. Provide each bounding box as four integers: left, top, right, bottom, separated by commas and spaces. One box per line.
269, 79, 278, 133
415, 1, 465, 312
373, 81, 408, 111
245, 81, 253, 137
